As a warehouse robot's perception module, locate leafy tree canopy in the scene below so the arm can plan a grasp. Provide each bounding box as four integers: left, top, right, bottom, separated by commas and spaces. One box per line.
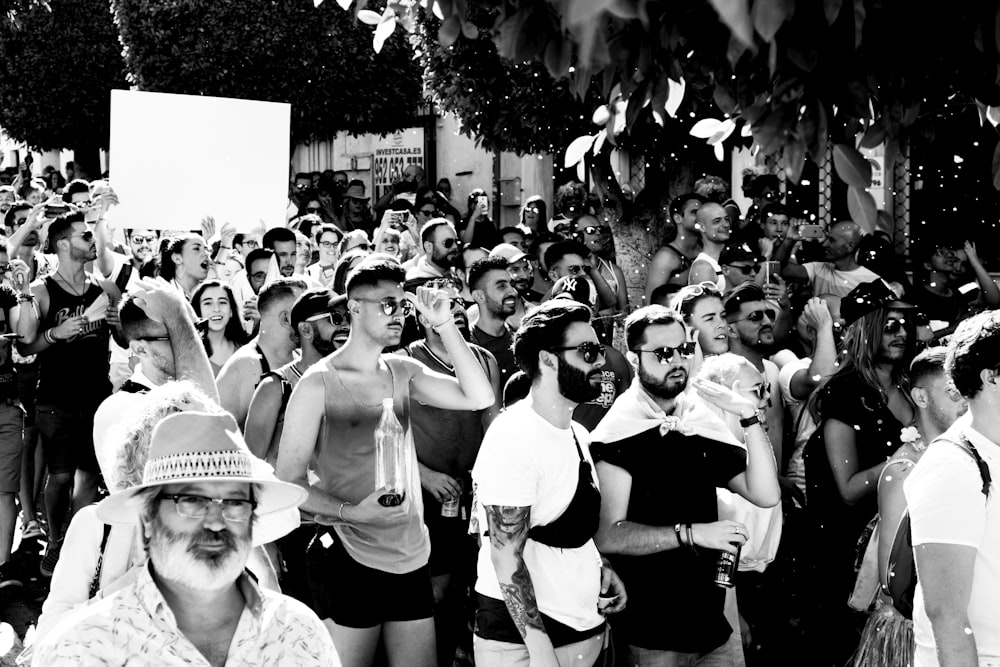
0, 0, 127, 153
114, 0, 424, 143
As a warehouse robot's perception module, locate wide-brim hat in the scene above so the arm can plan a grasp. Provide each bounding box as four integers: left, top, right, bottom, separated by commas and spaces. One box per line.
344, 184, 369, 201
841, 278, 915, 326
96, 411, 306, 546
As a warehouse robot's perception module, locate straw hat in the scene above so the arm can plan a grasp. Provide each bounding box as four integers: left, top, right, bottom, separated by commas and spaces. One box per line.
96, 411, 306, 546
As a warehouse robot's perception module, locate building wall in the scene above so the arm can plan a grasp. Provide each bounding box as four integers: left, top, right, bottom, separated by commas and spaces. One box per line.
291, 112, 555, 230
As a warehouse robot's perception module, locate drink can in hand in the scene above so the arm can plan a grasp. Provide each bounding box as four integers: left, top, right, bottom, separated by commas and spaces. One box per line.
713, 544, 741, 588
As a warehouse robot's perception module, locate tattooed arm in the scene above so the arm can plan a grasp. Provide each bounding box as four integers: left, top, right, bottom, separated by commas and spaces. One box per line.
485, 505, 559, 667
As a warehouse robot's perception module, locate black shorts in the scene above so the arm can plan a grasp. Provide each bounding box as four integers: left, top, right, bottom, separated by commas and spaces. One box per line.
36, 404, 100, 476
306, 526, 434, 628
15, 362, 37, 427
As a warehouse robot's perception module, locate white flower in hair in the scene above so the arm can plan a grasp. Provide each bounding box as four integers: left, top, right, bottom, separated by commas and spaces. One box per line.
900, 426, 921, 445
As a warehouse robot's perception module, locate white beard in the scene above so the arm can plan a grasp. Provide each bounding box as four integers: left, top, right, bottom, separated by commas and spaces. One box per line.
149, 521, 251, 591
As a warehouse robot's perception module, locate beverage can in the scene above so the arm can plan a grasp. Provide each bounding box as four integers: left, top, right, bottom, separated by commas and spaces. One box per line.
441, 496, 460, 518
713, 544, 741, 588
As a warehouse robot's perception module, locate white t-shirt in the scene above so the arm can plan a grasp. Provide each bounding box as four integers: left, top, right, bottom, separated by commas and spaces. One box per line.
472, 399, 604, 632
905, 423, 1000, 664
777, 356, 818, 498
803, 262, 881, 298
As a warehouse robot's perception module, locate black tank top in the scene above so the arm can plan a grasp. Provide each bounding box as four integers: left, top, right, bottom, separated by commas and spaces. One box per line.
36, 276, 112, 408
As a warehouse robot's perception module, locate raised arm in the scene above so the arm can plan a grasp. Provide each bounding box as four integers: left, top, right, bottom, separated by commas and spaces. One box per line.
484, 505, 559, 667
644, 248, 680, 303
130, 277, 218, 402
963, 241, 1000, 308
407, 286, 494, 411
789, 298, 838, 401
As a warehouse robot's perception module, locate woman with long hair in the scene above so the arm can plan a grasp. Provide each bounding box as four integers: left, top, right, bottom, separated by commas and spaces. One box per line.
802, 282, 918, 665
519, 195, 548, 235
192, 280, 249, 376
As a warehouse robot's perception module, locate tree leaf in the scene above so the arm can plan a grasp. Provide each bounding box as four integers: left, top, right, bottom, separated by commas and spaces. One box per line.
372, 14, 395, 53
438, 14, 461, 46
666, 77, 685, 118
859, 122, 885, 149
707, 119, 736, 145
593, 128, 607, 155
690, 118, 723, 138
357, 9, 381, 24
592, 105, 611, 125
988, 106, 1000, 128
752, 0, 794, 42
567, 0, 615, 26
565, 133, 596, 168
784, 138, 806, 183
992, 140, 1000, 190
853, 0, 865, 49
846, 186, 877, 233
708, 0, 753, 48
823, 0, 842, 24
832, 143, 872, 188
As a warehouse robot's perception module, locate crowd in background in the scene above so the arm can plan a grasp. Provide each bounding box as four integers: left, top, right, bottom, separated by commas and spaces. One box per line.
0, 158, 997, 667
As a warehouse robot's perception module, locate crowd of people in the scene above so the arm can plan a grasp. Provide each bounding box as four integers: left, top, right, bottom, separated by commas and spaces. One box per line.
0, 161, 997, 667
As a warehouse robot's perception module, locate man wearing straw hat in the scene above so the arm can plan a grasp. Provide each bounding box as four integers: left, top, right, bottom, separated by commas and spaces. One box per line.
31, 411, 338, 666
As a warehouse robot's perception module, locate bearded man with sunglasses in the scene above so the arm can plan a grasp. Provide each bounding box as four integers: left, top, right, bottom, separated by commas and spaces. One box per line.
406, 218, 461, 281
470, 299, 626, 667
724, 282, 786, 466
276, 257, 494, 667
590, 305, 780, 665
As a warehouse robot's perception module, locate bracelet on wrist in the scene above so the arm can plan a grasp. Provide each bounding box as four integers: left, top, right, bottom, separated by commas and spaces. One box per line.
686, 523, 697, 552
43, 329, 56, 344
674, 523, 684, 546
431, 320, 455, 332
17, 293, 34, 302
338, 501, 352, 522
739, 413, 761, 428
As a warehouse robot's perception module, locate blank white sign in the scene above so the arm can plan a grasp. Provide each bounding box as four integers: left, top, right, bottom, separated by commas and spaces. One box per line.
108, 90, 291, 233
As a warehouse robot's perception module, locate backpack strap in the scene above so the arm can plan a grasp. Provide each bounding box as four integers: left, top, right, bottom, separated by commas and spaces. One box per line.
88, 523, 114, 599
938, 433, 992, 498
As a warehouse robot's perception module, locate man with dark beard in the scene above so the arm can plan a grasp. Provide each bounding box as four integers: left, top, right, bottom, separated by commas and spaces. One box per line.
32, 410, 337, 666
589, 305, 780, 665
398, 276, 502, 665
245, 289, 349, 605
471, 300, 626, 667
469, 256, 519, 387
406, 218, 460, 280
724, 281, 785, 466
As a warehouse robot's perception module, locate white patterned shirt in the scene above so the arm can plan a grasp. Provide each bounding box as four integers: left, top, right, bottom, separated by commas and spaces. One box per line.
32, 562, 338, 666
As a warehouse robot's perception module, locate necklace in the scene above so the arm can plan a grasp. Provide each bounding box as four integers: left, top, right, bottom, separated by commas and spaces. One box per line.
331, 361, 392, 410
55, 271, 86, 297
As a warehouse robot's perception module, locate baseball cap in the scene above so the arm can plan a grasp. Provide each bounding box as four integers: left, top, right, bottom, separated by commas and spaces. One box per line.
291, 289, 338, 331
490, 242, 529, 265
550, 275, 597, 309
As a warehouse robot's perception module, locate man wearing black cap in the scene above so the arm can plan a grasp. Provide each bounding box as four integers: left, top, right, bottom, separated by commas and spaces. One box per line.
245, 289, 349, 605
802, 278, 917, 665
723, 282, 785, 463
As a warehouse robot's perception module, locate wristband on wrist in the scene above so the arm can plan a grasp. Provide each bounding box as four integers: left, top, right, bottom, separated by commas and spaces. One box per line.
686, 523, 697, 552
43, 329, 57, 344
17, 293, 34, 302
739, 413, 761, 428
674, 523, 684, 546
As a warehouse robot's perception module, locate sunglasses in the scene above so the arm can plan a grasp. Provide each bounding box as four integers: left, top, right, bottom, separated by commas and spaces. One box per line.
884, 318, 909, 335
726, 263, 760, 276
632, 342, 697, 364
553, 223, 573, 234
525, 207, 540, 215
68, 231, 95, 242
582, 225, 611, 236
550, 341, 605, 364
131, 235, 157, 245
441, 238, 458, 249
307, 310, 348, 326
418, 208, 437, 217
565, 264, 586, 276
306, 207, 322, 214
737, 308, 777, 324
72, 199, 94, 208
749, 381, 770, 402
678, 281, 721, 302
354, 297, 414, 317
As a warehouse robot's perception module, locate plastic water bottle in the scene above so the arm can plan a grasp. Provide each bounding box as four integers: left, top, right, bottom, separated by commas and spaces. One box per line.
374, 398, 406, 507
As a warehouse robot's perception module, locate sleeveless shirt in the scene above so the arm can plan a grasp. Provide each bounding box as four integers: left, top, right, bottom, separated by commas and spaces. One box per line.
315, 355, 429, 574
37, 276, 111, 408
